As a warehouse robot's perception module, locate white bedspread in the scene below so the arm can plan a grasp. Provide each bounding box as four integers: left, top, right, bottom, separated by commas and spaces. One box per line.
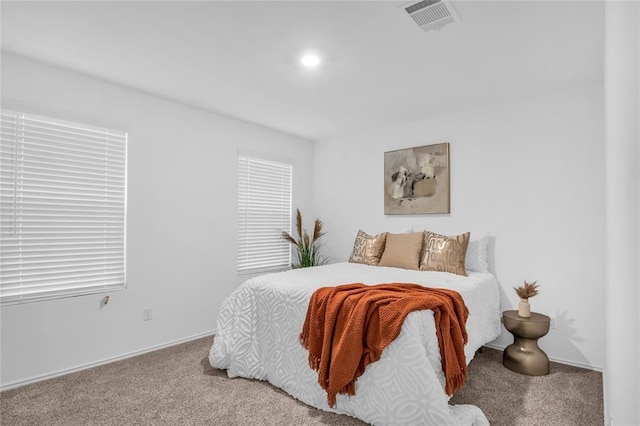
210, 262, 501, 425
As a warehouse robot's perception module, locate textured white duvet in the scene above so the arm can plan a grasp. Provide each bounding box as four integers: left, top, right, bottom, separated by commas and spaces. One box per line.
209, 262, 501, 425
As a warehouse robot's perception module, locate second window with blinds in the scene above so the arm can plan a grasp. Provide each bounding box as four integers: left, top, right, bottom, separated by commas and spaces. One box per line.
237, 155, 292, 275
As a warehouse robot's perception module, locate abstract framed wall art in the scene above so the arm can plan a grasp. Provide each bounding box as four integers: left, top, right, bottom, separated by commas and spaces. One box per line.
384, 142, 450, 214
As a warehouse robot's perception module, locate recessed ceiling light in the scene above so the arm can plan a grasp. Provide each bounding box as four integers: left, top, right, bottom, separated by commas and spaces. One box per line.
300, 54, 321, 68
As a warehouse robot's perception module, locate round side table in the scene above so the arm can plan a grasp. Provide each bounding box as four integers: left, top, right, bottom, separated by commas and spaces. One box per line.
502, 310, 550, 376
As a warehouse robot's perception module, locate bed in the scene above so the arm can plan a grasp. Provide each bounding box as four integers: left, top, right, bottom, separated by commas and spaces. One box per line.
209, 262, 501, 425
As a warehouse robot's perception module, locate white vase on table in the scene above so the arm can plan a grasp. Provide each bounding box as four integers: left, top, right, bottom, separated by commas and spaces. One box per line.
518, 298, 531, 318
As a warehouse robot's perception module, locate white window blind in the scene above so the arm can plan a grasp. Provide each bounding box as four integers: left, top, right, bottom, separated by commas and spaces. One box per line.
237, 155, 292, 274
0, 110, 127, 304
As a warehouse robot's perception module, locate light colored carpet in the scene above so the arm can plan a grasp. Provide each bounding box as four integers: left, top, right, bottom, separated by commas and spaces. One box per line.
0, 336, 603, 425
449, 347, 604, 426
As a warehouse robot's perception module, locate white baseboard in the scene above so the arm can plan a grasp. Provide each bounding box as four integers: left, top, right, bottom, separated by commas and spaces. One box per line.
0, 330, 216, 392
483, 342, 603, 372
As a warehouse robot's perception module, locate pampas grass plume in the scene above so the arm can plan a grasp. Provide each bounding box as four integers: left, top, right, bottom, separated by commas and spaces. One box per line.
514, 280, 540, 299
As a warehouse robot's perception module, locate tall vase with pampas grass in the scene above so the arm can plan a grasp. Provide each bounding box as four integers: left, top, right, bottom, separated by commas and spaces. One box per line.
281, 209, 328, 269
514, 281, 540, 318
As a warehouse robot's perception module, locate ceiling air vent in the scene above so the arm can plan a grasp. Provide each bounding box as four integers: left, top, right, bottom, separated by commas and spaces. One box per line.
402, 0, 461, 32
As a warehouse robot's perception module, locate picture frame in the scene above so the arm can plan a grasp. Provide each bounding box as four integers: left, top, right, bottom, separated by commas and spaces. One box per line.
384, 142, 450, 215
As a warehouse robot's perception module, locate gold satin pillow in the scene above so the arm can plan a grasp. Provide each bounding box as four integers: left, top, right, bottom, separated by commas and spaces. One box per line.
420, 231, 470, 276
349, 230, 388, 266
377, 232, 424, 270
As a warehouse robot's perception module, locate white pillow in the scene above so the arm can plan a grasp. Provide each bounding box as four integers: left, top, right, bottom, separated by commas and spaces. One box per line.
465, 235, 489, 272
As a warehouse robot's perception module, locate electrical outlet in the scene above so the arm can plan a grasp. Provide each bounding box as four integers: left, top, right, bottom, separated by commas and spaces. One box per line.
143, 307, 152, 321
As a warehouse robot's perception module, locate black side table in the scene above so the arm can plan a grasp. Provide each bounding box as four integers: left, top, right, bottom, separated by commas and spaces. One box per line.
502, 310, 550, 376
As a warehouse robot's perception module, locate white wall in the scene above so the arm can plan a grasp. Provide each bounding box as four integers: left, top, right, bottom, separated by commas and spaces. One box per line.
604, 2, 640, 425
0, 53, 314, 388
312, 84, 605, 369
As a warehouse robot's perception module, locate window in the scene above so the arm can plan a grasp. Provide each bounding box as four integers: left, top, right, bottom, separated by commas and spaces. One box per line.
0, 110, 127, 304
237, 155, 292, 274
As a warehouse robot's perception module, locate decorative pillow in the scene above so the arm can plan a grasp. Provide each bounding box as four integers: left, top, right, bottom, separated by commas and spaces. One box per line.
378, 232, 424, 270
465, 235, 489, 272
348, 230, 388, 266
420, 231, 470, 276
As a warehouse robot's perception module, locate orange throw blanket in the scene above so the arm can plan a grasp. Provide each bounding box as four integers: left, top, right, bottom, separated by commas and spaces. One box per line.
300, 283, 469, 407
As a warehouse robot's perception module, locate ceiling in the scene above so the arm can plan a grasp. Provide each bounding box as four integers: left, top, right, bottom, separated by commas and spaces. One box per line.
1, 1, 604, 140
